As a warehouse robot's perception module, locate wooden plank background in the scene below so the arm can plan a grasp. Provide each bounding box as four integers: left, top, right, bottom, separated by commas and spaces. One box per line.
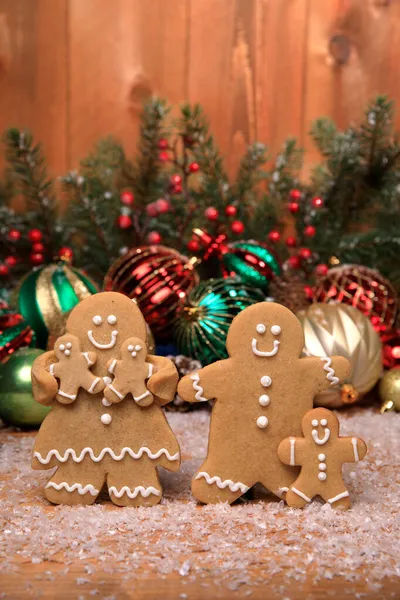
0, 0, 400, 194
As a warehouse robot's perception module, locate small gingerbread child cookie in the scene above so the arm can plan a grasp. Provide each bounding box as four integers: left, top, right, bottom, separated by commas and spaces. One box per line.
49, 334, 105, 403
278, 407, 367, 510
104, 337, 154, 406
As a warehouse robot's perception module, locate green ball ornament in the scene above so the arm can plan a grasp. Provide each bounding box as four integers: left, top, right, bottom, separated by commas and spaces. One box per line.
174, 277, 265, 365
18, 262, 98, 349
0, 348, 51, 428
221, 241, 281, 291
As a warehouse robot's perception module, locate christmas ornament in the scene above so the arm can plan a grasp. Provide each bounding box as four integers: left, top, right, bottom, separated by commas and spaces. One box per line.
379, 368, 400, 413
158, 138, 168, 149
174, 277, 265, 365
120, 190, 134, 206
8, 228, 21, 242
189, 162, 199, 173
381, 329, 400, 370
194, 230, 281, 292
297, 303, 382, 408
288, 202, 300, 214
18, 262, 98, 349
159, 151, 169, 162
231, 220, 245, 235
312, 196, 324, 208
269, 273, 312, 314
299, 247, 312, 260
268, 230, 281, 243
187, 239, 200, 253
289, 189, 302, 200
0, 265, 9, 277
0, 348, 51, 427
0, 307, 35, 363
225, 205, 237, 217
304, 225, 316, 238
205, 207, 219, 221
315, 263, 328, 276
171, 174, 182, 186
28, 229, 43, 243
155, 198, 170, 213
58, 246, 73, 262
104, 245, 199, 338
286, 236, 297, 248
30, 252, 45, 266
5, 256, 17, 267
117, 214, 132, 229
313, 264, 398, 333
287, 255, 301, 270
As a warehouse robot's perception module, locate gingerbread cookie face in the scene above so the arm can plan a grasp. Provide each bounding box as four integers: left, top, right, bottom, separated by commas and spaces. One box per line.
278, 407, 367, 510
178, 302, 351, 505
31, 291, 180, 508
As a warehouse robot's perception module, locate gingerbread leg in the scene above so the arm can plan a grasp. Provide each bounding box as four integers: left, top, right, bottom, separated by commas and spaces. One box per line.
191, 462, 253, 505
104, 381, 127, 404
107, 456, 162, 507
260, 461, 299, 500
44, 459, 105, 506
324, 488, 351, 511
55, 385, 79, 405
285, 475, 314, 508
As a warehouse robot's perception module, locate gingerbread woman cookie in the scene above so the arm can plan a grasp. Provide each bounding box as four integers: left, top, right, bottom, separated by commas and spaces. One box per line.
49, 334, 105, 404
104, 337, 154, 406
178, 302, 350, 504
278, 407, 367, 510
31, 292, 180, 507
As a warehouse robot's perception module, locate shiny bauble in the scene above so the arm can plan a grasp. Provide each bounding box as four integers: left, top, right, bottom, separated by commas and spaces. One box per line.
379, 368, 400, 413
0, 348, 51, 428
0, 307, 35, 363
297, 303, 382, 408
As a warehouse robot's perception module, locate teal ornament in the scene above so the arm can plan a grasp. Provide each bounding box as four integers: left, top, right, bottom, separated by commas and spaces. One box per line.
221, 241, 281, 291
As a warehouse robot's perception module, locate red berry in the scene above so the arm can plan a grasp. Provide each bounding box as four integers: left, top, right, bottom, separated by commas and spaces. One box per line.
8, 228, 21, 242
189, 162, 199, 174
32, 242, 45, 253
304, 285, 314, 299
268, 230, 281, 243
231, 220, 245, 235
187, 239, 200, 253
285, 236, 297, 248
147, 231, 161, 244
58, 246, 73, 261
288, 202, 299, 214
0, 264, 9, 276
289, 189, 302, 201
205, 207, 219, 221
171, 174, 182, 186
5, 255, 17, 267
304, 225, 316, 238
287, 255, 301, 269
159, 151, 169, 162
299, 247, 312, 260
146, 202, 158, 217
117, 215, 132, 229
172, 184, 182, 194
312, 196, 324, 208
28, 229, 43, 243
158, 138, 168, 150
155, 198, 170, 214
225, 205, 237, 217
315, 263, 329, 276
120, 190, 134, 206
30, 252, 45, 266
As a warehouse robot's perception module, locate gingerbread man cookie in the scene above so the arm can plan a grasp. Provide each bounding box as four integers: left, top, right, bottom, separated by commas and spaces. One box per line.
278, 407, 367, 510
49, 334, 105, 404
105, 337, 154, 406
31, 292, 180, 507
178, 302, 350, 504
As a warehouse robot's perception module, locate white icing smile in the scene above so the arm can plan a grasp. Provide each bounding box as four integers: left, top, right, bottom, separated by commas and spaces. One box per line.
87, 329, 118, 349
251, 338, 280, 357
312, 427, 331, 445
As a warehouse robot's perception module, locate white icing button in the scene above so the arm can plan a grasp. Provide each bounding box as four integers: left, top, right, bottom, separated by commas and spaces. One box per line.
127, 345, 134, 352
101, 413, 112, 425
321, 418, 328, 426
59, 344, 65, 351
102, 398, 112, 407
256, 324, 266, 334
319, 463, 327, 471
259, 395, 270, 407
318, 472, 327, 481
103, 376, 112, 385
131, 351, 137, 357
66, 342, 72, 349
93, 315, 102, 325
318, 454, 326, 461
107, 314, 117, 324
271, 325, 281, 335
135, 345, 142, 351
260, 376, 272, 387
311, 419, 318, 427
64, 349, 71, 356
256, 416, 269, 429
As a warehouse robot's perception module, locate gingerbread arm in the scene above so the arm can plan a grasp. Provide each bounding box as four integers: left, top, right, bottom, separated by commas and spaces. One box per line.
31, 351, 59, 406
146, 355, 178, 406
177, 360, 229, 404
278, 437, 307, 466
83, 351, 97, 367
302, 356, 351, 393
339, 436, 368, 464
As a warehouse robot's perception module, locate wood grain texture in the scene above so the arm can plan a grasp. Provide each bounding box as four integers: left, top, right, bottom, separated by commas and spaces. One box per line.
0, 0, 400, 184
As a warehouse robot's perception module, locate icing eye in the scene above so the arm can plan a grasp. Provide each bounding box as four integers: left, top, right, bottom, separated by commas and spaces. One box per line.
311, 419, 318, 427
256, 324, 266, 334
66, 342, 72, 349
320, 418, 328, 426
93, 315, 102, 325
127, 345, 134, 352
59, 344, 65, 351
271, 325, 281, 336
107, 314, 117, 325
135, 345, 142, 351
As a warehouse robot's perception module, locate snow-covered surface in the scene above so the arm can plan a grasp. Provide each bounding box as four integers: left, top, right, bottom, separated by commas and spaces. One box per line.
0, 409, 399, 597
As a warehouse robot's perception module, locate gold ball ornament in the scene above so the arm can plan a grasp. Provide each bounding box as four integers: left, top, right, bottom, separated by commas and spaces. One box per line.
297, 303, 383, 408
379, 369, 400, 413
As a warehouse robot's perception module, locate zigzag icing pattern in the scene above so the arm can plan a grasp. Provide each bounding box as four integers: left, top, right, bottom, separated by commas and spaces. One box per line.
45, 481, 99, 496
34, 446, 180, 464
195, 471, 249, 493
190, 373, 208, 402
109, 485, 161, 499
320, 357, 339, 386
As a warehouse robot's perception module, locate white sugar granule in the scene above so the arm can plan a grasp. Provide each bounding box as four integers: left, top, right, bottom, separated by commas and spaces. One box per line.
0, 409, 399, 596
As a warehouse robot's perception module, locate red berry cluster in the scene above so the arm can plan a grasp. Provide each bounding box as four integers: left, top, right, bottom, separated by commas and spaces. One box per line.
116, 190, 135, 230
